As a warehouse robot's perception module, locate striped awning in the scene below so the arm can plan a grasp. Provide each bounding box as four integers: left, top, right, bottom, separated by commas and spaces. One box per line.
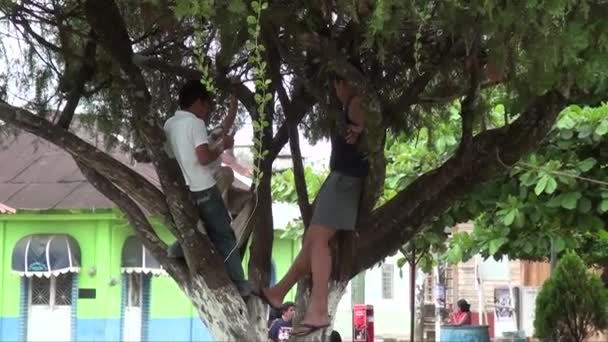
12, 234, 81, 277
121, 236, 164, 275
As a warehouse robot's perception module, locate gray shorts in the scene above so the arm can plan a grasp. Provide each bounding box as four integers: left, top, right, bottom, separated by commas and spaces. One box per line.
310, 171, 364, 231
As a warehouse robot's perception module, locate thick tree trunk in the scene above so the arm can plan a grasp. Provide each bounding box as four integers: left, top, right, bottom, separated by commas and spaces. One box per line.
188, 276, 266, 340
292, 280, 347, 342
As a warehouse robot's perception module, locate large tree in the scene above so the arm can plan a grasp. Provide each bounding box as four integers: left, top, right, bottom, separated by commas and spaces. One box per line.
1, 0, 607, 340
444, 103, 608, 266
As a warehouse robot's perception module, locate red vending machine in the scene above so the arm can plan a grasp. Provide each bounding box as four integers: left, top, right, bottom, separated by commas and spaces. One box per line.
352, 304, 374, 342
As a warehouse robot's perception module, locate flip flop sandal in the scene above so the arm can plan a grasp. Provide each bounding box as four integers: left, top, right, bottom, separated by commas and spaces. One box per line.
291, 323, 331, 337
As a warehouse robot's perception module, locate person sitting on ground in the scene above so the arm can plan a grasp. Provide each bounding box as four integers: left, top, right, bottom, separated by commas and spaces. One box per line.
449, 299, 472, 325
269, 302, 296, 342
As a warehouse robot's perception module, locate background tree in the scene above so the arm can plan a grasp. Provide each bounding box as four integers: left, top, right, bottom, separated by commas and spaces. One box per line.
1, 0, 607, 340
445, 104, 608, 265
534, 251, 608, 342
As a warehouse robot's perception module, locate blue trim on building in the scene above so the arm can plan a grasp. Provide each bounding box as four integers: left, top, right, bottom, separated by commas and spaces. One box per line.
18, 278, 28, 341
0, 317, 19, 341
142, 274, 152, 342
148, 318, 212, 342
119, 274, 127, 342
75, 318, 121, 341
71, 274, 79, 341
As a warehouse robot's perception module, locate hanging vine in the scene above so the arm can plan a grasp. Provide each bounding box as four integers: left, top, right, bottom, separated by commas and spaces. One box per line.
245, 0, 271, 191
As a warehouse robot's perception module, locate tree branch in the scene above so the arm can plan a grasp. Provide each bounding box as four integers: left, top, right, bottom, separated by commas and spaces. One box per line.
0, 101, 170, 219
57, 31, 97, 129
351, 89, 566, 278
130, 53, 312, 170
266, 26, 312, 226
77, 160, 189, 285
459, 37, 482, 152
84, 0, 208, 276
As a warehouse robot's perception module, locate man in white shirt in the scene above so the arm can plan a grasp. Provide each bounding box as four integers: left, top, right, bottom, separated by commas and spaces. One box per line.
164, 80, 251, 298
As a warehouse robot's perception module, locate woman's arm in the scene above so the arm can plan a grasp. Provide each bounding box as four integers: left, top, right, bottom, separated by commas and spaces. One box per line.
345, 96, 365, 144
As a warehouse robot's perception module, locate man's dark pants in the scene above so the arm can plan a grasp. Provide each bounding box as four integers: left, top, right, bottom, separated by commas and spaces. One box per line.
172, 186, 251, 296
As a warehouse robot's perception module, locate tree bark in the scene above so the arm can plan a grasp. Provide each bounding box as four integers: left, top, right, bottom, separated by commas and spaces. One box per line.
351, 90, 565, 277
293, 280, 348, 342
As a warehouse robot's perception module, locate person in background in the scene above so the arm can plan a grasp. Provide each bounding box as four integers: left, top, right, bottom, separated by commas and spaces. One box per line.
449, 299, 472, 325
269, 302, 296, 342
207, 93, 237, 205
329, 330, 342, 342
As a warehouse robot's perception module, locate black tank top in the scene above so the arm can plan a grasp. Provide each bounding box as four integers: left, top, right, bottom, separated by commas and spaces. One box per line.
329, 98, 369, 178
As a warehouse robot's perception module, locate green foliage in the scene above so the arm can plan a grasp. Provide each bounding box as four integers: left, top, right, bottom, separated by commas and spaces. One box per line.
246, 0, 271, 190
271, 166, 327, 204
445, 103, 608, 265
534, 252, 608, 342
271, 166, 327, 239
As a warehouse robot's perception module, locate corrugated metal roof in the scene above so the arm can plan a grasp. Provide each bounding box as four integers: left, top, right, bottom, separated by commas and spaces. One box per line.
0, 125, 251, 211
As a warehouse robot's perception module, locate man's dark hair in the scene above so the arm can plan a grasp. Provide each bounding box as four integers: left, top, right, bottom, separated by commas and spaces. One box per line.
330, 330, 342, 342
280, 301, 295, 314
178, 79, 210, 109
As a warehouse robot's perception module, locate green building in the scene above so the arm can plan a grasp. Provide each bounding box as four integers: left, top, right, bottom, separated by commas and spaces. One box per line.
0, 131, 299, 341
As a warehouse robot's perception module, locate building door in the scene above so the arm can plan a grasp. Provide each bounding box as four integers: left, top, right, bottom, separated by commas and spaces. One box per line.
123, 273, 143, 342
27, 274, 73, 342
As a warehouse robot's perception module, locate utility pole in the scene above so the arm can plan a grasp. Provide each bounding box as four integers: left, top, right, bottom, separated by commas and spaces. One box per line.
409, 245, 416, 342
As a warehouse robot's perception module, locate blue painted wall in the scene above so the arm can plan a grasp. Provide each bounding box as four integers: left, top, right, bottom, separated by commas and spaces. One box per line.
76, 318, 121, 341
0, 317, 19, 342
148, 318, 212, 342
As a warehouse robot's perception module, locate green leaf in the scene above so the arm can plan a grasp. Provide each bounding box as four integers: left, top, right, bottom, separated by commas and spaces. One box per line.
578, 197, 592, 213
535, 175, 549, 195
545, 176, 558, 194
561, 192, 581, 210
556, 115, 576, 129
523, 242, 534, 254
599, 200, 608, 214
489, 237, 507, 255
577, 158, 597, 172
595, 120, 608, 136
560, 129, 573, 140
446, 245, 463, 264
246, 15, 257, 25
503, 209, 516, 226
553, 237, 566, 253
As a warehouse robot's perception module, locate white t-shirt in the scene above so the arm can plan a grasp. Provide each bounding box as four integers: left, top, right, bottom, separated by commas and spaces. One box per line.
207, 127, 225, 175
163, 110, 217, 192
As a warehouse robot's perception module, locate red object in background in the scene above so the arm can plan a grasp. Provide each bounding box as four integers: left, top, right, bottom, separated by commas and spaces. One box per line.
352, 304, 374, 342
470, 312, 495, 338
